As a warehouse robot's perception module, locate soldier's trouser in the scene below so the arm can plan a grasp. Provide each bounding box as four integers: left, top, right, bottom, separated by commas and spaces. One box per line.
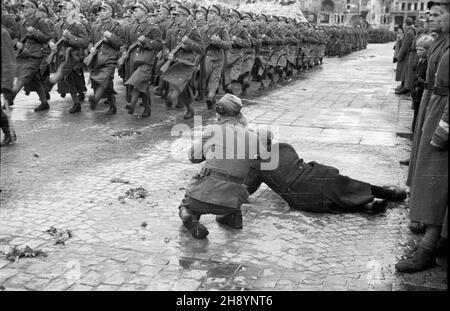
205, 56, 224, 98
179, 195, 240, 219
12, 57, 48, 104
0, 106, 9, 135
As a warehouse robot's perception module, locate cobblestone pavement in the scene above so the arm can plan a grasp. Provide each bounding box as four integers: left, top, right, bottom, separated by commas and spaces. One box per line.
0, 43, 447, 291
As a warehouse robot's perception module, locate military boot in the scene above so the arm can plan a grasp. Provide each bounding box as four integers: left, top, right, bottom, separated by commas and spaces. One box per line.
179, 207, 209, 239
69, 102, 81, 113
141, 94, 151, 118
184, 102, 194, 120
216, 213, 243, 229
105, 96, 117, 115
34, 102, 50, 112
0, 129, 13, 147
89, 96, 99, 111
362, 198, 387, 214
395, 247, 436, 273
206, 97, 215, 110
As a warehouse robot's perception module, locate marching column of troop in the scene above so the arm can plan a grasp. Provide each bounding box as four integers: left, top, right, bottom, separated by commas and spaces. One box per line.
1, 0, 368, 127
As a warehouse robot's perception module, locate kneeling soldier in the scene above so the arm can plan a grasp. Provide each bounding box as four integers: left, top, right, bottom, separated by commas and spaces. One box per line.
178, 94, 261, 239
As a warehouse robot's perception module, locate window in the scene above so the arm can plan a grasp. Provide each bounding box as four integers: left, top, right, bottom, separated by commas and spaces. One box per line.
401, 2, 406, 10
414, 3, 418, 10
407, 3, 411, 10
420, 2, 424, 10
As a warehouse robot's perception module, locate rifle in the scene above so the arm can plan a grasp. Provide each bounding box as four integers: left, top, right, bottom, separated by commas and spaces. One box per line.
45, 36, 67, 64
117, 41, 139, 67
160, 42, 184, 73
83, 37, 106, 67
160, 28, 195, 73
45, 23, 76, 64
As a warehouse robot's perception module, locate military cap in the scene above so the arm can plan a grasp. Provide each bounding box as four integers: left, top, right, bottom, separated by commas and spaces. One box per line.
171, 0, 181, 10
159, 4, 171, 15
132, 0, 153, 14
38, 2, 50, 14
259, 13, 269, 21
208, 4, 221, 16
23, 0, 39, 8
174, 3, 190, 16
427, 0, 450, 9
229, 8, 241, 19
101, 1, 115, 16
216, 94, 242, 116
195, 5, 208, 15
241, 12, 252, 20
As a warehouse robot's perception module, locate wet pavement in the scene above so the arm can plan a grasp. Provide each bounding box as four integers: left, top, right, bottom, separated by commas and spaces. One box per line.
0, 43, 447, 291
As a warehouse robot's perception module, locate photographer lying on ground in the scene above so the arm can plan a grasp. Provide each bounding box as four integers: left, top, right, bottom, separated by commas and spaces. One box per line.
245, 130, 407, 217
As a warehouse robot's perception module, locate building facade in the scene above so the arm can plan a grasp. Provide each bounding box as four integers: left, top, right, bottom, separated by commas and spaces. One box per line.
390, 0, 428, 27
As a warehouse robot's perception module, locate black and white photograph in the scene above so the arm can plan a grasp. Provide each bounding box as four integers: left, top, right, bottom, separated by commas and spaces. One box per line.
0, 0, 448, 294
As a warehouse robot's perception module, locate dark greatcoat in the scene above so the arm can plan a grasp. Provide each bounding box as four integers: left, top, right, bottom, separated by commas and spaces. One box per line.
199, 21, 231, 94
88, 19, 124, 96
15, 15, 51, 92
1, 26, 16, 92
246, 143, 374, 213
396, 26, 414, 85
123, 20, 163, 99
223, 22, 252, 86
409, 48, 449, 226
52, 20, 89, 95
407, 34, 449, 186
161, 22, 204, 106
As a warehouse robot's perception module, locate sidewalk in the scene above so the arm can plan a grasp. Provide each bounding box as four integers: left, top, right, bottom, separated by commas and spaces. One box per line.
0, 43, 446, 291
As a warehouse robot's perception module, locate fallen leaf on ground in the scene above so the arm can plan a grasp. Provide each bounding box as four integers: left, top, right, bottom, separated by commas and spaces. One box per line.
5, 246, 47, 262
45, 226, 73, 245
110, 178, 130, 184
124, 187, 148, 199
141, 222, 147, 228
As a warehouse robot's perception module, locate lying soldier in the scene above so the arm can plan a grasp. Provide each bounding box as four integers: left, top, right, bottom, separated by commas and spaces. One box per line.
246, 131, 407, 216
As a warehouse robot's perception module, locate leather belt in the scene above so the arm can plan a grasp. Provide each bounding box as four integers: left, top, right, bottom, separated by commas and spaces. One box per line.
425, 81, 435, 90
433, 86, 449, 96
200, 167, 245, 184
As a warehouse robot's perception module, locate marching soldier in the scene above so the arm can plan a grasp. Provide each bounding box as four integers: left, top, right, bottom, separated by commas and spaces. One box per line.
160, 4, 204, 119
154, 4, 174, 99
223, 9, 252, 95
48, 0, 89, 113
9, 0, 51, 112
198, 5, 231, 109
253, 14, 276, 90
121, 0, 163, 118
118, 7, 135, 84
193, 5, 208, 101
239, 12, 258, 96
87, 1, 124, 115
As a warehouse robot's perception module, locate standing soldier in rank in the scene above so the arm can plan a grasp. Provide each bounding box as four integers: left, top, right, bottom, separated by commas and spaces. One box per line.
121, 1, 163, 118
199, 5, 231, 109
222, 9, 252, 96
48, 0, 89, 114
160, 4, 204, 119
87, 1, 124, 115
